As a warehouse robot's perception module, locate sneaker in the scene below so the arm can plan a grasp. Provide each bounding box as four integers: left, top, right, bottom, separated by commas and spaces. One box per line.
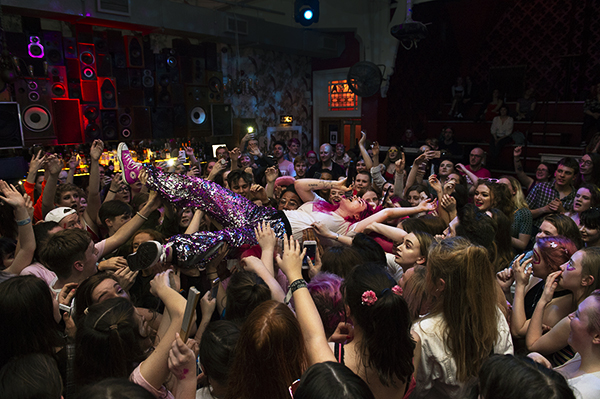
127, 241, 165, 271
118, 142, 143, 185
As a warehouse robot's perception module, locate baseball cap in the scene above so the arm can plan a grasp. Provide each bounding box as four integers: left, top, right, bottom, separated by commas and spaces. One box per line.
45, 207, 77, 223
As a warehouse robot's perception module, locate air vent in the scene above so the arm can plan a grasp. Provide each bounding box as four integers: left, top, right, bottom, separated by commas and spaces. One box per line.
97, 0, 131, 17
225, 17, 248, 35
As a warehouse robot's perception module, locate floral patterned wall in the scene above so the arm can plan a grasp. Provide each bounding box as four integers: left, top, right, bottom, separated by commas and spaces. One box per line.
219, 44, 313, 152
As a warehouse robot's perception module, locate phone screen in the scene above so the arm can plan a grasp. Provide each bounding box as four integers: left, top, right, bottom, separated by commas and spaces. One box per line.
302, 241, 317, 269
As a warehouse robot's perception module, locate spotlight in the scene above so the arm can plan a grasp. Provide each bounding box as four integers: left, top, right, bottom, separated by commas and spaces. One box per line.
247, 126, 254, 133
294, 0, 319, 27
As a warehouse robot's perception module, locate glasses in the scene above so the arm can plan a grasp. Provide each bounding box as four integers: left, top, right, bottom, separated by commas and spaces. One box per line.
580, 160, 592, 166
470, 153, 483, 158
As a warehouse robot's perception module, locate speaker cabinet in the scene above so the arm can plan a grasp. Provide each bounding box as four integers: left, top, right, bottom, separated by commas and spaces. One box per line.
151, 107, 173, 139
96, 53, 113, 77
14, 79, 56, 144
0, 103, 24, 148
205, 71, 224, 103
181, 57, 206, 85
128, 69, 143, 89
118, 106, 151, 140
81, 104, 101, 142
101, 110, 118, 141
211, 104, 232, 137
184, 85, 211, 137
124, 36, 144, 68
48, 66, 67, 98
52, 98, 83, 144
42, 31, 64, 66
142, 69, 154, 88
5, 32, 46, 77
93, 30, 109, 55
78, 43, 97, 81
98, 78, 117, 109
63, 37, 77, 59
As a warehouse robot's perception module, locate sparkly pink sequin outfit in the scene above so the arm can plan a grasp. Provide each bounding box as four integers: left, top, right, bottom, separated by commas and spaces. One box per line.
145, 166, 290, 267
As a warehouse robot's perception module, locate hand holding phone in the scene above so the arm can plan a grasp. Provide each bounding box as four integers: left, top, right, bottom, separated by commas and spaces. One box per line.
302, 240, 317, 269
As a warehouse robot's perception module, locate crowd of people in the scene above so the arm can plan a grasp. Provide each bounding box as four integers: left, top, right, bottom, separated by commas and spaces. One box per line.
0, 129, 599, 399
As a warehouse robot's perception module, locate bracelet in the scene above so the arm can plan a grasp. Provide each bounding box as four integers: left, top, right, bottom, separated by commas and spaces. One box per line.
136, 212, 148, 221
284, 278, 307, 304
109, 189, 117, 193
334, 233, 339, 241
16, 217, 31, 226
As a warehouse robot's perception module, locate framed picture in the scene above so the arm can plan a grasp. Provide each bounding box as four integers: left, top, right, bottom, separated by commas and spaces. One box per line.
266, 126, 303, 152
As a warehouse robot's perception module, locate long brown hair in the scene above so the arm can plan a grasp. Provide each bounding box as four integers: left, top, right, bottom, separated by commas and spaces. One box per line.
226, 300, 308, 399
425, 237, 500, 381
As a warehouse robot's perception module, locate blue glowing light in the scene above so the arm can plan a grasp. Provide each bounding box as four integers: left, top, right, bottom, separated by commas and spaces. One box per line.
303, 9, 313, 20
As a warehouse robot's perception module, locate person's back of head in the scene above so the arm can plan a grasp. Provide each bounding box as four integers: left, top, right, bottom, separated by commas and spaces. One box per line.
342, 263, 414, 387
75, 378, 154, 399
294, 362, 375, 399
456, 203, 497, 251
225, 270, 271, 322
402, 265, 430, 320
199, 320, 240, 396
32, 221, 61, 262
321, 246, 364, 278
307, 272, 344, 338
475, 355, 575, 399
0, 353, 62, 399
351, 233, 386, 266
74, 297, 146, 386
226, 300, 307, 399
0, 276, 63, 366
426, 237, 499, 381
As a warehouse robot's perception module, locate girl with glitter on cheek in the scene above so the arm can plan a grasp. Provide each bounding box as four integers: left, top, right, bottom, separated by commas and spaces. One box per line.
117, 143, 435, 271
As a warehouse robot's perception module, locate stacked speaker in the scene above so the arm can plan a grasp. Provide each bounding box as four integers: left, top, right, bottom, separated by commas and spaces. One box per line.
2, 21, 232, 148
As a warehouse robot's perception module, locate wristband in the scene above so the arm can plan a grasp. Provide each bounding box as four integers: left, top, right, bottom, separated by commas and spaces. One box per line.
109, 189, 117, 193
284, 278, 307, 305
136, 212, 148, 221
16, 217, 31, 226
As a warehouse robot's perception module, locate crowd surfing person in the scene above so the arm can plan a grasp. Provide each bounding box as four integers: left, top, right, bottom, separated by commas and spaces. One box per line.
117, 143, 434, 270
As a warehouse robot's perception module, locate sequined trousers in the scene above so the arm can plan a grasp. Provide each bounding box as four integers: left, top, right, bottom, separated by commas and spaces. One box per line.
146, 166, 289, 267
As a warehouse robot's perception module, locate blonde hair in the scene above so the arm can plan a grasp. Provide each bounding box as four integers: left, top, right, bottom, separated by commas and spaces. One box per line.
426, 237, 500, 381
502, 175, 529, 210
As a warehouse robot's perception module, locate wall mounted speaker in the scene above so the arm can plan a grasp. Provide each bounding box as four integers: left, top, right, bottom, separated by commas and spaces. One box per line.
151, 107, 173, 139
118, 106, 151, 140
51, 98, 83, 144
63, 37, 77, 59
15, 79, 56, 144
98, 78, 117, 109
128, 69, 143, 89
184, 85, 211, 137
81, 104, 101, 142
96, 53, 113, 77
78, 43, 97, 81
93, 30, 109, 54
0, 103, 24, 148
181, 57, 206, 85
48, 66, 67, 98
211, 103, 232, 137
205, 71, 224, 103
124, 35, 144, 68
5, 32, 45, 77
101, 110, 118, 141
42, 31, 64, 66
142, 69, 154, 88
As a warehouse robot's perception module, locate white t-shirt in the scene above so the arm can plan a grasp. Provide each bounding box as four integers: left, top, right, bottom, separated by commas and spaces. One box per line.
283, 199, 354, 243
411, 308, 513, 399
555, 353, 600, 399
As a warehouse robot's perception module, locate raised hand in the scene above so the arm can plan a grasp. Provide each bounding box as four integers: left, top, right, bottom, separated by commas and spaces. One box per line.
28, 150, 46, 174
112, 266, 139, 291
372, 141, 380, 157
167, 333, 198, 381
513, 146, 522, 157
0, 181, 26, 209
255, 221, 276, 252
513, 254, 533, 287
265, 166, 279, 183
395, 155, 405, 173
358, 131, 367, 146
428, 174, 442, 193
90, 139, 104, 161
275, 235, 306, 281
540, 269, 562, 304
440, 194, 456, 213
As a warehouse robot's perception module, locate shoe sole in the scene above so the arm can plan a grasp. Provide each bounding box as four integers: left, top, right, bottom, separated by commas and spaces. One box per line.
127, 241, 161, 271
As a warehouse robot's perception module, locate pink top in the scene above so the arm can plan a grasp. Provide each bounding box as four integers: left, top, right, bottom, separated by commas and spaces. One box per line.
130, 364, 174, 399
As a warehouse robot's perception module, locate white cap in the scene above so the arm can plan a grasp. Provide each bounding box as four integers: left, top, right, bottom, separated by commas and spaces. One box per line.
45, 207, 77, 223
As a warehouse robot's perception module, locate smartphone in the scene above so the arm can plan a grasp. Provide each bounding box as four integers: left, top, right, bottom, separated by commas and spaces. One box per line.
179, 149, 186, 159
346, 160, 356, 187
302, 240, 317, 269
180, 287, 201, 342
210, 277, 220, 300
431, 151, 441, 158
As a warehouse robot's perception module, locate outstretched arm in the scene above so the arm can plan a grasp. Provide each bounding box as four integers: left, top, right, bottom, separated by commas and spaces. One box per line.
84, 140, 103, 232
277, 236, 336, 365
358, 131, 373, 170
0, 182, 35, 275
513, 147, 534, 190
41, 155, 63, 217
294, 178, 348, 203
353, 200, 435, 233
